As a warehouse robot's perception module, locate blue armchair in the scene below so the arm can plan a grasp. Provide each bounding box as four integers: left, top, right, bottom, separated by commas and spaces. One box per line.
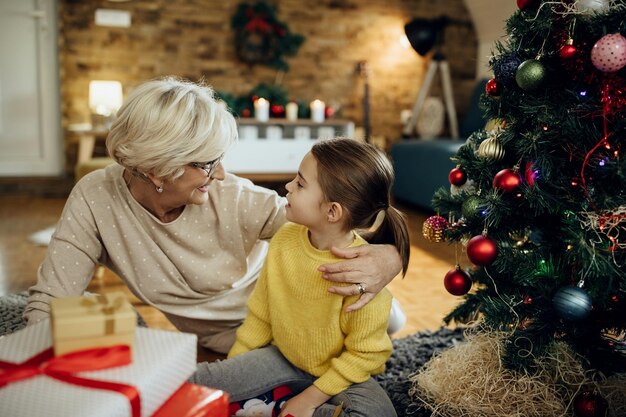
391, 79, 488, 211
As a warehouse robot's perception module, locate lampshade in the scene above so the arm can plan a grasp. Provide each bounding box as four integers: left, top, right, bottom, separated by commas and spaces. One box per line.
404, 17, 448, 56
89, 80, 123, 116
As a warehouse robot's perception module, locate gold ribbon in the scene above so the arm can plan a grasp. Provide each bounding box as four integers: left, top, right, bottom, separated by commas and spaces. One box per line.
80, 294, 125, 335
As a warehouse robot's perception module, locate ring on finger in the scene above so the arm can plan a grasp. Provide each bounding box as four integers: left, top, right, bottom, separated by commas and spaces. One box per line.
356, 283, 366, 295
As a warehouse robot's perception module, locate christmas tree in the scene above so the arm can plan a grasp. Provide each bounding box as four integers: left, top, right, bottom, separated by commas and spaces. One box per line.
416, 1, 626, 416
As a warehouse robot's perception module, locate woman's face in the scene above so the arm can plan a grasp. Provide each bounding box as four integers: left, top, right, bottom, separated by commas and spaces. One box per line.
164, 160, 225, 207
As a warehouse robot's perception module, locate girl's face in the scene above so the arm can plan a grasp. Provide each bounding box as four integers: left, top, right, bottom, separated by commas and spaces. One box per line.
284, 152, 329, 228
164, 160, 225, 207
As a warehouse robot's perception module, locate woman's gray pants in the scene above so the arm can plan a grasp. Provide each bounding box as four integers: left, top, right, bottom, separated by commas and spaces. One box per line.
190, 345, 397, 417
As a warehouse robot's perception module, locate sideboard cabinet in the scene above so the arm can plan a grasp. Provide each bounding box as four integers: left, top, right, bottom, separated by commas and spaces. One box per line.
223, 118, 355, 181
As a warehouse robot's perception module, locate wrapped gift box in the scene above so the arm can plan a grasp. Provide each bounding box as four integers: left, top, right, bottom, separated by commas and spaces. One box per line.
50, 292, 136, 356
152, 383, 228, 417
0, 320, 197, 417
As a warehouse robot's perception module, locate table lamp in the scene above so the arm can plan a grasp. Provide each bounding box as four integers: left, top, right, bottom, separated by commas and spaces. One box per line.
89, 80, 123, 130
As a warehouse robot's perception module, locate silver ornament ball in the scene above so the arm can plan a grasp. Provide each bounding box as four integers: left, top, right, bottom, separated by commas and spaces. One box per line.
553, 286, 592, 321
575, 0, 610, 15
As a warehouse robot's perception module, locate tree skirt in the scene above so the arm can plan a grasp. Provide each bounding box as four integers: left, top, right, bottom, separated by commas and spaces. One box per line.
375, 327, 465, 416
0, 292, 463, 417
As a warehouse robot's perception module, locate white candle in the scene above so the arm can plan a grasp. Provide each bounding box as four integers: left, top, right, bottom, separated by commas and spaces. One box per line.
254, 98, 269, 122
286, 102, 298, 121
310, 99, 325, 123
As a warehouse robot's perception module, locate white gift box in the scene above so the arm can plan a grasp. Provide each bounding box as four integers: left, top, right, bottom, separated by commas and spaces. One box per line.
0, 320, 197, 417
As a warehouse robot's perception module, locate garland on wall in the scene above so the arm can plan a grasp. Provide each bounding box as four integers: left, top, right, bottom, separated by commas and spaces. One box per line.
216, 83, 290, 118
231, 1, 305, 71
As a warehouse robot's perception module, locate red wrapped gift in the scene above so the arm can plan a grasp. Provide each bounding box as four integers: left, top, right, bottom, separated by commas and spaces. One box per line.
152, 383, 229, 417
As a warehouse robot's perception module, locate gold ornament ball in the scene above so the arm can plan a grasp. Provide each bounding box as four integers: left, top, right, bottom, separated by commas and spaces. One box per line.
477, 136, 505, 161
422, 215, 449, 243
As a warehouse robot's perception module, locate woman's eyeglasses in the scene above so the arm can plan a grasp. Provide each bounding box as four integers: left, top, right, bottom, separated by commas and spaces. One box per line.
189, 154, 224, 177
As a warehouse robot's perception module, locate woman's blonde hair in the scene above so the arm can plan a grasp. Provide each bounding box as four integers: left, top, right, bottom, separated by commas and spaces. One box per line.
106, 76, 237, 180
311, 138, 410, 276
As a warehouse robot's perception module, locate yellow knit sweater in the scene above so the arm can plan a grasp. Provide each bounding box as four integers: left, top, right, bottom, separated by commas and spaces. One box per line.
228, 222, 392, 396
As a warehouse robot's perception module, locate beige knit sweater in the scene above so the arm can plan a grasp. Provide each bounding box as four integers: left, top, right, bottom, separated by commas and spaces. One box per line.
25, 164, 286, 345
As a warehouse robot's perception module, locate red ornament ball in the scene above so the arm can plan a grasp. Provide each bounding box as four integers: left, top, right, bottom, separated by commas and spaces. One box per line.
493, 168, 521, 193
485, 78, 500, 96
325, 106, 335, 119
466, 235, 497, 266
242, 108, 251, 117
559, 43, 577, 60
525, 161, 538, 187
444, 267, 472, 296
270, 104, 285, 118
573, 391, 608, 417
516, 0, 535, 10
448, 167, 467, 186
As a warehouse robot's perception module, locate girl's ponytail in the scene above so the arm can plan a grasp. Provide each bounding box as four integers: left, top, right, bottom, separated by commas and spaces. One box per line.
364, 206, 410, 276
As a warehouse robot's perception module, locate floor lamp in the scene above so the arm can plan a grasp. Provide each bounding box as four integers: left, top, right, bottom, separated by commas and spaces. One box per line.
402, 17, 459, 139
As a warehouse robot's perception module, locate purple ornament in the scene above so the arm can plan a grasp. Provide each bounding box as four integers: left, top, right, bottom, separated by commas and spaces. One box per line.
591, 33, 626, 73
493, 52, 522, 88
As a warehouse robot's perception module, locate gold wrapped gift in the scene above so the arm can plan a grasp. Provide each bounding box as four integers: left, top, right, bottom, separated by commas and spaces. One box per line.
50, 292, 136, 356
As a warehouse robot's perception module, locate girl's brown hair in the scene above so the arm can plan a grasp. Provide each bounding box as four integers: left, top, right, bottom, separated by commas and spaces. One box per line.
311, 138, 410, 276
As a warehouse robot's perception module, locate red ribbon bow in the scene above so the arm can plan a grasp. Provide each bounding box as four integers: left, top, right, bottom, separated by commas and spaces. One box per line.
0, 345, 140, 417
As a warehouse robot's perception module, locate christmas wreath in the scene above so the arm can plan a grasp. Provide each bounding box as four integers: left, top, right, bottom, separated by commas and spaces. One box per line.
231, 1, 305, 71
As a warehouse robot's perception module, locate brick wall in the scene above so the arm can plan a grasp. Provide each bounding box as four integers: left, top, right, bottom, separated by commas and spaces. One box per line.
59, 0, 477, 172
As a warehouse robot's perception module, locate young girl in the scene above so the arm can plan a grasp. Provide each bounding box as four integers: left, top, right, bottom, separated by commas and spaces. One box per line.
191, 138, 410, 417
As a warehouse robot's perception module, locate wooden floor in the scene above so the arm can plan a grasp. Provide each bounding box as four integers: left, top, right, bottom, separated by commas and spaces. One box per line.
0, 194, 461, 360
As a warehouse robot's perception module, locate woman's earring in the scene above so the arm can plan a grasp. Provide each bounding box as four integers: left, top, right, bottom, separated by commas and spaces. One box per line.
156, 183, 164, 193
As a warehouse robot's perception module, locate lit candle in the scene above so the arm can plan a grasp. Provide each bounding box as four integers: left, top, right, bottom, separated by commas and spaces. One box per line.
310, 99, 325, 123
254, 97, 269, 122
286, 101, 298, 121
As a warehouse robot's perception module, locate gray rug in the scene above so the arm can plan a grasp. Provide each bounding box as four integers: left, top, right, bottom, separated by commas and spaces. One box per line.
0, 292, 462, 417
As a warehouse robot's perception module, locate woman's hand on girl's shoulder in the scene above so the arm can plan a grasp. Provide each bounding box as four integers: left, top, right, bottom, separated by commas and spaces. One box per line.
319, 244, 401, 312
